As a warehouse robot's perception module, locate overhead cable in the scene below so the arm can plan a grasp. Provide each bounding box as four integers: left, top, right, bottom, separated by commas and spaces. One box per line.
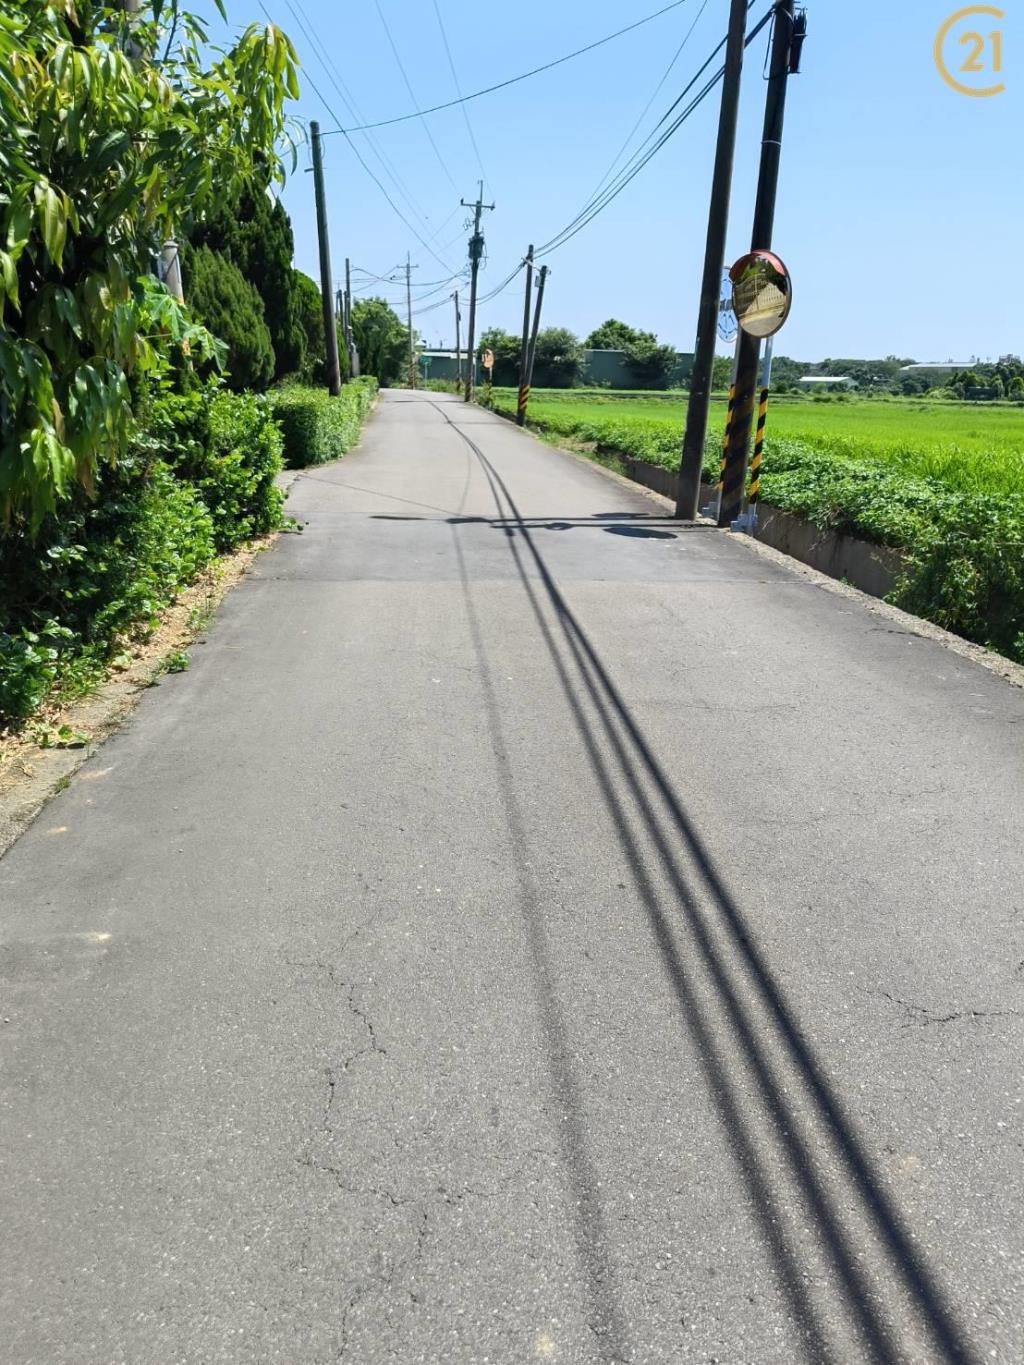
372, 0, 461, 192
322, 0, 696, 134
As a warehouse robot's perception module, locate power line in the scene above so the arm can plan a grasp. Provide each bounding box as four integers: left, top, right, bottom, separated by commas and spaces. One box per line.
430, 0, 490, 194
356, 264, 471, 310
276, 0, 438, 234
322, 0, 696, 134
534, 7, 772, 260
464, 7, 771, 326
534, 29, 734, 255
535, 74, 723, 258
266, 0, 459, 273
372, 0, 461, 193
477, 259, 527, 306
588, 0, 711, 205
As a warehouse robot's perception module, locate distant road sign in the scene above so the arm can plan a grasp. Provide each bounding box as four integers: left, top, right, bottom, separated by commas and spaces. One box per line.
482, 348, 495, 370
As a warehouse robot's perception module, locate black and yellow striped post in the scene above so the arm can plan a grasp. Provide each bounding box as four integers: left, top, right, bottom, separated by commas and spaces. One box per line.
747, 386, 770, 507
516, 382, 530, 423
717, 383, 737, 490
718, 378, 756, 524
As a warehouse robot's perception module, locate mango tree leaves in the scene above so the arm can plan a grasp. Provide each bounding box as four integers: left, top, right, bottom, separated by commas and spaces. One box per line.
0, 0, 299, 528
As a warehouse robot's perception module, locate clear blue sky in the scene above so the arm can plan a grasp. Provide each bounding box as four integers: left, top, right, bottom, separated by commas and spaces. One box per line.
211, 0, 1020, 361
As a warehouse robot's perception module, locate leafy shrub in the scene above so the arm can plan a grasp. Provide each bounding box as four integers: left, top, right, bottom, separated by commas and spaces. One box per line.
271, 379, 379, 468
0, 1, 298, 525
531, 328, 584, 388
757, 441, 1024, 661
151, 386, 284, 550
1, 385, 286, 724
0, 456, 215, 721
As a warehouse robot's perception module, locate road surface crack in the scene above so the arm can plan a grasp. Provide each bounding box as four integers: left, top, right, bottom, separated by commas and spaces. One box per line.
335, 1208, 430, 1361
878, 990, 1023, 1028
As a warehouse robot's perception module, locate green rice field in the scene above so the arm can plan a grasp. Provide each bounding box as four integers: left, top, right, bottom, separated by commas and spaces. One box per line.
490, 389, 1024, 497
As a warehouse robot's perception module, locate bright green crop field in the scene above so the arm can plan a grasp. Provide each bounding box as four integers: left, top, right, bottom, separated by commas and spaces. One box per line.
491, 389, 1024, 497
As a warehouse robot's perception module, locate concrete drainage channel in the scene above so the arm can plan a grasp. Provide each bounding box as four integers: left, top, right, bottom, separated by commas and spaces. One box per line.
622, 455, 906, 602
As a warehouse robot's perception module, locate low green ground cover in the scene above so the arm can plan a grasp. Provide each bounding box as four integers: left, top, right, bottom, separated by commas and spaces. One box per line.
489, 388, 1024, 664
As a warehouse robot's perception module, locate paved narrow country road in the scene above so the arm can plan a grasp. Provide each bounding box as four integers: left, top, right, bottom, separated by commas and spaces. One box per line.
1, 389, 1022, 1364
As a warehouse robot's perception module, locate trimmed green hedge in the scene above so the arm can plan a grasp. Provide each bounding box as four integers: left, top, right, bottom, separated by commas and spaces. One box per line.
150, 388, 284, 550
271, 377, 379, 469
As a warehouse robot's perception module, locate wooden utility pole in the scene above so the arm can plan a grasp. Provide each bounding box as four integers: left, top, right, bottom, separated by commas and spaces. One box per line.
310, 121, 342, 397
460, 181, 494, 401
674, 0, 749, 518
515, 245, 535, 426
453, 291, 462, 389
718, 0, 797, 528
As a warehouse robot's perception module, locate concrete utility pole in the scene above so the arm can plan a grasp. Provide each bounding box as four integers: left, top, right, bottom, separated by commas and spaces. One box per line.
405, 254, 419, 389
718, 0, 798, 528
515, 245, 535, 426
674, 0, 749, 519
460, 181, 495, 401
523, 265, 549, 403
344, 256, 354, 374
310, 121, 342, 397
160, 240, 184, 303
452, 291, 462, 389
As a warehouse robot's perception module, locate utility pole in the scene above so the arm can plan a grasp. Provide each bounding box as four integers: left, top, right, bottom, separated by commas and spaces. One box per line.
460, 181, 495, 401
452, 291, 462, 390
523, 265, 549, 402
344, 256, 354, 374
515, 245, 535, 426
160, 240, 184, 303
718, 0, 798, 528
310, 121, 342, 397
674, 0, 749, 519
405, 253, 418, 389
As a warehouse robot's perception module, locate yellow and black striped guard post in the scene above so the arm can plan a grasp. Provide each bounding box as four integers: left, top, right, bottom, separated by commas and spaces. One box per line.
718, 382, 756, 526
515, 384, 530, 426
748, 387, 770, 506
717, 384, 736, 490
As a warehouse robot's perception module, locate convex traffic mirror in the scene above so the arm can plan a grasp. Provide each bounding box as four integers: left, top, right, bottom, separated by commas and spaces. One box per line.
729, 250, 792, 338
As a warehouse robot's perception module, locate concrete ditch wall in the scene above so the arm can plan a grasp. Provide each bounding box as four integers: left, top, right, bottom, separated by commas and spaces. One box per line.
493, 409, 909, 602
618, 456, 908, 601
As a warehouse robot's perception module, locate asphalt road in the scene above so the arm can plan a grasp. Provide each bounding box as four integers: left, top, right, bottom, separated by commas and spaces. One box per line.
1, 390, 1022, 1365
